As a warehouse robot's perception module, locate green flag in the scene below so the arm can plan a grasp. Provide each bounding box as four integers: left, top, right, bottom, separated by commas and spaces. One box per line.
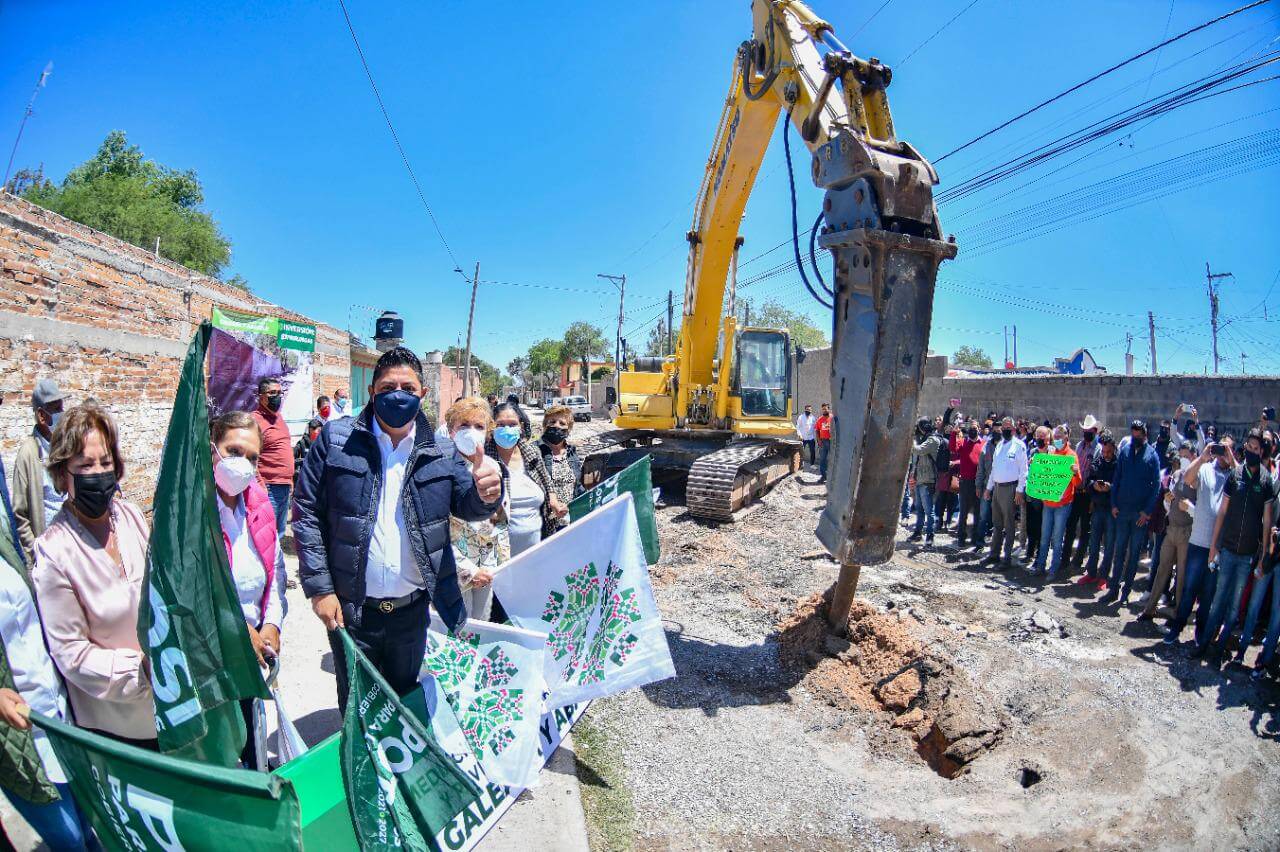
137, 322, 267, 766
31, 712, 302, 851
338, 629, 482, 852
569, 454, 660, 564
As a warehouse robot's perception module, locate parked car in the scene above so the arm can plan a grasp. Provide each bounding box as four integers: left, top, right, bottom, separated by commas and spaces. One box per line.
562, 395, 592, 421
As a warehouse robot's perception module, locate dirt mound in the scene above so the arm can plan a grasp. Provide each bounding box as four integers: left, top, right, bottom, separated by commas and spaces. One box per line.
776, 591, 1003, 778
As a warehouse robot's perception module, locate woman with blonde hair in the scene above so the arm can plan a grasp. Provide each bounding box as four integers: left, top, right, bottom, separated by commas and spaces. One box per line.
32, 402, 155, 748
444, 397, 509, 620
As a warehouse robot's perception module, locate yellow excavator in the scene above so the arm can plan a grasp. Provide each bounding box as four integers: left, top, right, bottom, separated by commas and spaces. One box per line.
585, 0, 956, 548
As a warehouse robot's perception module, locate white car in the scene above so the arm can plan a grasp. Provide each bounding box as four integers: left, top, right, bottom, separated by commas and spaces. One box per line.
562, 395, 592, 421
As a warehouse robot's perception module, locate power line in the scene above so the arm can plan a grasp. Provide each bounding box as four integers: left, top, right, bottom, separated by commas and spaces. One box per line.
934, 0, 1274, 163
336, 0, 463, 275
898, 0, 982, 67
849, 0, 895, 41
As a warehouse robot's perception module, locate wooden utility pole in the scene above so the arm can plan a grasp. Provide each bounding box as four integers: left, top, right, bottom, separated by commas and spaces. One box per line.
598, 273, 626, 384
1148, 312, 1158, 374
462, 261, 479, 396
1206, 262, 1233, 375
667, 290, 674, 356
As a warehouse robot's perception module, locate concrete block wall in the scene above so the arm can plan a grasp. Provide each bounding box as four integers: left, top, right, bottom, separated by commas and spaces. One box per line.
0, 192, 350, 508
916, 374, 1280, 436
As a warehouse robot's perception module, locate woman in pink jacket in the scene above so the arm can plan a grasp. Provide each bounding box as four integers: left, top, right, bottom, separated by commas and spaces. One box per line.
33, 402, 156, 748
210, 411, 287, 769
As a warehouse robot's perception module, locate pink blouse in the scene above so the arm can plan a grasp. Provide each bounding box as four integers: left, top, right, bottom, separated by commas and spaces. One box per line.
32, 500, 155, 740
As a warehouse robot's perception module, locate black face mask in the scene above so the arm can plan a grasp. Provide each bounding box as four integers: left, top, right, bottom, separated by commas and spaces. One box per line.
1131, 435, 1145, 449
1001, 428, 1013, 440
967, 428, 978, 440
71, 471, 117, 519
543, 426, 568, 445
1083, 431, 1096, 442
1037, 437, 1049, 449
264, 394, 282, 412
1245, 449, 1262, 467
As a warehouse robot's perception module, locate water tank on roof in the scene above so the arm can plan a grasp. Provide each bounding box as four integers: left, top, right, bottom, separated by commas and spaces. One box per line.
374, 310, 403, 352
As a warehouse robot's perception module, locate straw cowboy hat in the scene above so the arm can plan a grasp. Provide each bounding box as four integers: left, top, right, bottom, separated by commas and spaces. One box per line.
1079, 414, 1100, 431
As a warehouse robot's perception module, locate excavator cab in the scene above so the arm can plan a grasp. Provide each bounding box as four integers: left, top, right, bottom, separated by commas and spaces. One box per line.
733, 328, 790, 419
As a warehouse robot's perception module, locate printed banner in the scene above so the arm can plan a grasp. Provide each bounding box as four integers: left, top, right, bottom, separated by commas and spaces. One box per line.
207, 307, 315, 438
569, 454, 660, 564
338, 629, 482, 852
212, 306, 316, 353
32, 712, 303, 852
420, 690, 587, 852
138, 323, 267, 766
423, 620, 548, 789
491, 493, 675, 709
1026, 452, 1076, 502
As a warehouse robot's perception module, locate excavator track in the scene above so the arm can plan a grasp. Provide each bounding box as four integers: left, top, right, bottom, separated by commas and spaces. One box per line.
686, 438, 801, 521
578, 429, 648, 489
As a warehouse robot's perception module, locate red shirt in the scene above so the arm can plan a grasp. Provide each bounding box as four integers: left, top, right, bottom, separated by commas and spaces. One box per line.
815, 414, 832, 440
252, 407, 296, 486
954, 436, 981, 481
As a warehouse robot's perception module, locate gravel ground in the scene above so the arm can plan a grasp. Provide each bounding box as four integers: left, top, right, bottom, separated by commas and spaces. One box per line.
585, 464, 1280, 850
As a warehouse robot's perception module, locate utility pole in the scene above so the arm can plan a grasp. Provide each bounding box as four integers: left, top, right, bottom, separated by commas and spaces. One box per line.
1012, 325, 1018, 367
1003, 326, 1008, 368
667, 290, 674, 356
456, 262, 480, 396
1148, 311, 1158, 374
598, 273, 626, 386
1206, 262, 1233, 375
1242, 352, 1248, 375
3, 62, 52, 189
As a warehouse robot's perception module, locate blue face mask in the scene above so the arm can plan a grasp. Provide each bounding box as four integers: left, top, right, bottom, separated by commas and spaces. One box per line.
494, 425, 521, 449
1052, 438, 1064, 449
374, 390, 420, 429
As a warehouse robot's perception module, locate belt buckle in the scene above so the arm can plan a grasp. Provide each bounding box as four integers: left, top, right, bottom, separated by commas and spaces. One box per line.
379, 599, 394, 614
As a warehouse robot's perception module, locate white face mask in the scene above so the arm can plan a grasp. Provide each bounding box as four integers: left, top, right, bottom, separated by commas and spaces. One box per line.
452, 426, 485, 457
213, 450, 256, 497
1179, 456, 1192, 471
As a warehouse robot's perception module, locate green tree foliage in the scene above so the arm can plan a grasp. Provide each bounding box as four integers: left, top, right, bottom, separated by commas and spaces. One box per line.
952, 345, 993, 369
753, 299, 829, 349
644, 318, 680, 357
562, 322, 609, 367
22, 131, 232, 276
442, 346, 511, 396
527, 339, 564, 388
507, 356, 529, 385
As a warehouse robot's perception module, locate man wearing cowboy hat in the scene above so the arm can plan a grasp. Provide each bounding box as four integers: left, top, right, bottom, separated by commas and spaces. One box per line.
1062, 414, 1101, 569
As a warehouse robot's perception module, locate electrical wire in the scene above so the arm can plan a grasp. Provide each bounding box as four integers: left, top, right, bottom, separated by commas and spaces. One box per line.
783, 110, 833, 308
933, 0, 1274, 164
848, 0, 895, 41
898, 0, 982, 67
336, 0, 463, 276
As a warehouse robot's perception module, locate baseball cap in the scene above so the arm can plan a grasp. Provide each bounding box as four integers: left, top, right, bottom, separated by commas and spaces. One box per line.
32, 379, 63, 409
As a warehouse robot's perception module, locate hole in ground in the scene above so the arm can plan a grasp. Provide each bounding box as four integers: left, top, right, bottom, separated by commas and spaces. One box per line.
916, 723, 964, 779
1018, 766, 1042, 788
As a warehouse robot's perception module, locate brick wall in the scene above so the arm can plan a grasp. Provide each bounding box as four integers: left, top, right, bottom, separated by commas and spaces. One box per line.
0, 191, 351, 509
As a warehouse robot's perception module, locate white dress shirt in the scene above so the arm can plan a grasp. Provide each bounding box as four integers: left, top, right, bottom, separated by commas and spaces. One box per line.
795, 413, 817, 441
217, 496, 287, 630
365, 418, 424, 599
1, 562, 69, 783
985, 437, 1029, 493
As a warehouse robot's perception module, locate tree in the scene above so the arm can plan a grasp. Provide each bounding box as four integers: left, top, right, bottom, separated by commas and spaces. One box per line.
22, 130, 232, 276
591, 366, 613, 381
443, 346, 509, 396
225, 273, 252, 293
561, 322, 609, 367
507, 356, 529, 386
644, 318, 680, 357
754, 299, 829, 349
952, 345, 993, 369
527, 338, 563, 390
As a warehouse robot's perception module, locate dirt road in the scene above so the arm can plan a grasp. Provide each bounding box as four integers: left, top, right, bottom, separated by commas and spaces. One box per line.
579, 467, 1280, 850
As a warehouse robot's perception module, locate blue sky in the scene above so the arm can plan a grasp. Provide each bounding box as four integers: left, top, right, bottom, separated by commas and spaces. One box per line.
3, 0, 1278, 376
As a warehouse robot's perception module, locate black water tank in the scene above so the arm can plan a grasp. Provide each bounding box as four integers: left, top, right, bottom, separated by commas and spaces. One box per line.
375, 310, 403, 342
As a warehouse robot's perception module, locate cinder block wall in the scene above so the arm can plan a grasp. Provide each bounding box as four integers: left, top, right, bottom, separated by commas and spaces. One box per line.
0, 192, 349, 508
915, 374, 1280, 436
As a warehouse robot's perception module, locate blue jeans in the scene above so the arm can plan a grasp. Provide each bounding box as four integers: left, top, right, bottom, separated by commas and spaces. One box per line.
979, 496, 992, 538
1166, 543, 1216, 644
1146, 531, 1166, 591
901, 485, 912, 519
913, 483, 935, 538
818, 439, 830, 478
1203, 548, 1254, 653
267, 483, 291, 538
4, 783, 100, 851
1108, 511, 1146, 595
1035, 503, 1072, 574
802, 438, 816, 466
1084, 507, 1115, 577
1238, 569, 1280, 661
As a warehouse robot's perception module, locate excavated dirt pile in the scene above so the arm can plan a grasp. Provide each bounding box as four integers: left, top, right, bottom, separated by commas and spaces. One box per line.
776, 590, 1004, 778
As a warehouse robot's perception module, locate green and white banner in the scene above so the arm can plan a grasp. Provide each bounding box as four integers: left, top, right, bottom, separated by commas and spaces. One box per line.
491, 493, 675, 709
569, 455, 660, 564
422, 620, 548, 789
338, 629, 482, 852
211, 306, 316, 353
32, 712, 303, 852
138, 323, 268, 767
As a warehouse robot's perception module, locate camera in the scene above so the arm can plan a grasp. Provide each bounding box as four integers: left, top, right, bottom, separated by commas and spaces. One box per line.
1211, 443, 1226, 457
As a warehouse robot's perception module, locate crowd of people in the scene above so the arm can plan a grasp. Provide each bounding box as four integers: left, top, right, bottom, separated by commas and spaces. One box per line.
896, 402, 1280, 682
0, 347, 592, 849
